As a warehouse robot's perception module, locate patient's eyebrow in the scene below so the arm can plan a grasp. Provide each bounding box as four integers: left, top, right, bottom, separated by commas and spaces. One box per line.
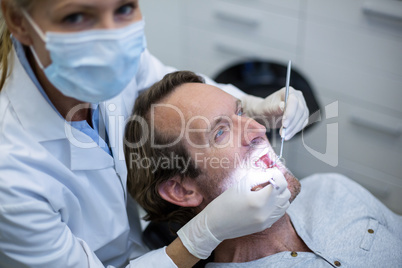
210, 117, 224, 134
207, 99, 241, 138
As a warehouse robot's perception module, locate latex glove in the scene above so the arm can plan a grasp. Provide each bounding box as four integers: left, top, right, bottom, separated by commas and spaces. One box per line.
177, 167, 290, 259
241, 87, 309, 140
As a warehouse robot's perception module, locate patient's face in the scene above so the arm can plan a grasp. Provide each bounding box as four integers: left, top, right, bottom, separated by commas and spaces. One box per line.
154, 83, 300, 207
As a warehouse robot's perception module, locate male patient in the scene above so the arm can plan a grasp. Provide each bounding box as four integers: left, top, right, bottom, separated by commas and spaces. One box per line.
124, 71, 402, 267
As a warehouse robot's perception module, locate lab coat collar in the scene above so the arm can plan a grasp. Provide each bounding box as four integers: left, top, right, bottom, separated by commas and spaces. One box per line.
6, 47, 114, 171
6, 47, 67, 143
101, 94, 132, 180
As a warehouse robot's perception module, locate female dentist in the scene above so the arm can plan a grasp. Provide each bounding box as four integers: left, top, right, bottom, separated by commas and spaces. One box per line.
0, 0, 308, 267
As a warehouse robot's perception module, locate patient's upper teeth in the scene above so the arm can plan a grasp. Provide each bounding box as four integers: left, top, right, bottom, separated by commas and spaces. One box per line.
257, 148, 269, 159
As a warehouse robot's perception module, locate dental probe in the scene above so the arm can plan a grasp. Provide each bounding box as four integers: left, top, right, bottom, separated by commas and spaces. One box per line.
270, 60, 291, 168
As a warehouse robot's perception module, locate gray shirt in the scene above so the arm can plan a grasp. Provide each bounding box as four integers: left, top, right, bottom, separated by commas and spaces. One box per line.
206, 173, 402, 268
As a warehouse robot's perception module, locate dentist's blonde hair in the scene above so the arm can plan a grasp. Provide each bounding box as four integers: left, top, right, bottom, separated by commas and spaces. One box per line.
0, 0, 33, 91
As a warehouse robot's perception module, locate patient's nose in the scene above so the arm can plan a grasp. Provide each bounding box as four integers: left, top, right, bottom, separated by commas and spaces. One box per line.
240, 117, 266, 146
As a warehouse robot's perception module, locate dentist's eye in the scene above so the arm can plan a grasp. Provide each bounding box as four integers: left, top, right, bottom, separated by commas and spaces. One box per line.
116, 3, 135, 16
62, 13, 85, 25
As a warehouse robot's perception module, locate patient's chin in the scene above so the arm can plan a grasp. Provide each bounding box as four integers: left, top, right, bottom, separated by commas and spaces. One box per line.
288, 176, 301, 203
276, 163, 301, 203
284, 169, 301, 203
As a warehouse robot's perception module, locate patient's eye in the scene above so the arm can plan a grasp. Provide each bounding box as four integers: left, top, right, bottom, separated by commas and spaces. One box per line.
215, 129, 224, 139
213, 125, 229, 143
237, 107, 245, 116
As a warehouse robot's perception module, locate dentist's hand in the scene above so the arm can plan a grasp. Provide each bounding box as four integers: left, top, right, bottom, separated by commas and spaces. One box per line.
242, 87, 309, 140
177, 168, 290, 259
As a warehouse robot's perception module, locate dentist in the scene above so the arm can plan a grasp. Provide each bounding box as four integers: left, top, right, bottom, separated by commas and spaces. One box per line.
0, 0, 308, 267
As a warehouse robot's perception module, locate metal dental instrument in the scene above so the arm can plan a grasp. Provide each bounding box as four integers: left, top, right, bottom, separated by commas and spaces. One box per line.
270, 60, 291, 168
268, 177, 280, 190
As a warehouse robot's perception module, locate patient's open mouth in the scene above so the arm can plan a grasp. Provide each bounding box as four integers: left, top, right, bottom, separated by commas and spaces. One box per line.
250, 148, 278, 191
254, 148, 276, 169
256, 154, 274, 169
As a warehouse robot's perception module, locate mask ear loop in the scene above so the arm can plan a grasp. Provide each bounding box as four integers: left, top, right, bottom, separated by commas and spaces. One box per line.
21, 10, 47, 69
28, 45, 45, 70
21, 10, 47, 41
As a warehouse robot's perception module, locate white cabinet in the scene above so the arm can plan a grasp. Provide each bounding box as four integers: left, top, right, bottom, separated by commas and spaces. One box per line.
302, 0, 402, 113
295, 0, 402, 214
141, 0, 402, 214
180, 0, 303, 76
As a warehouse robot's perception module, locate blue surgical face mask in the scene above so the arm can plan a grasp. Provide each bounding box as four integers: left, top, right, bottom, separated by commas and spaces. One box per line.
23, 11, 146, 103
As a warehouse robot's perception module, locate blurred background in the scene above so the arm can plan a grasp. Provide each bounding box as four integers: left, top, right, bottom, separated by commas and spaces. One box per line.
140, 0, 402, 214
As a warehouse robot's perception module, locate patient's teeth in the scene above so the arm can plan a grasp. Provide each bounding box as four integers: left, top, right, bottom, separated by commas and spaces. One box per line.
257, 148, 269, 159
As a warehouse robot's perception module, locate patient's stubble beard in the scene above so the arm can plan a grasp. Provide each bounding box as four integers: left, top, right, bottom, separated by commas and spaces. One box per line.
194, 155, 301, 211
276, 160, 301, 203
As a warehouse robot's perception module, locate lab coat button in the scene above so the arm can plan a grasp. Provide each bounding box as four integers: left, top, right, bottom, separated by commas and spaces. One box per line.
334, 260, 341, 266
290, 251, 298, 257
368, 229, 374, 234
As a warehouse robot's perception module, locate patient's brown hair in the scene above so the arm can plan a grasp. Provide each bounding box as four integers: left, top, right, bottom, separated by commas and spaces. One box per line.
124, 71, 204, 225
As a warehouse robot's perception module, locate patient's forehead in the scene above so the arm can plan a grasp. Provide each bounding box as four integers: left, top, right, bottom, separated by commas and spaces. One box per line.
152, 83, 235, 138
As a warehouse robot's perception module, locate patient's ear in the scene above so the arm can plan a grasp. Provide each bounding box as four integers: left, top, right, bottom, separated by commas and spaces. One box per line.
158, 177, 203, 207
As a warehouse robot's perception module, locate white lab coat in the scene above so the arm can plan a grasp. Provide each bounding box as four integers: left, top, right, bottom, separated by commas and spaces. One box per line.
0, 47, 244, 267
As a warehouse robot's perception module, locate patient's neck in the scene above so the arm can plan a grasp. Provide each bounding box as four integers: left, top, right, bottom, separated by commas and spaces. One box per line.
213, 214, 311, 263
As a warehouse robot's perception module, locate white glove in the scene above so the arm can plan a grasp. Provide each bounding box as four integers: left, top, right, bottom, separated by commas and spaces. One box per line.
242, 87, 309, 140
177, 168, 290, 259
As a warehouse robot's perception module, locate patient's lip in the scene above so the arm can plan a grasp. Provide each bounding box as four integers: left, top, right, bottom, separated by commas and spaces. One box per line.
250, 148, 278, 191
